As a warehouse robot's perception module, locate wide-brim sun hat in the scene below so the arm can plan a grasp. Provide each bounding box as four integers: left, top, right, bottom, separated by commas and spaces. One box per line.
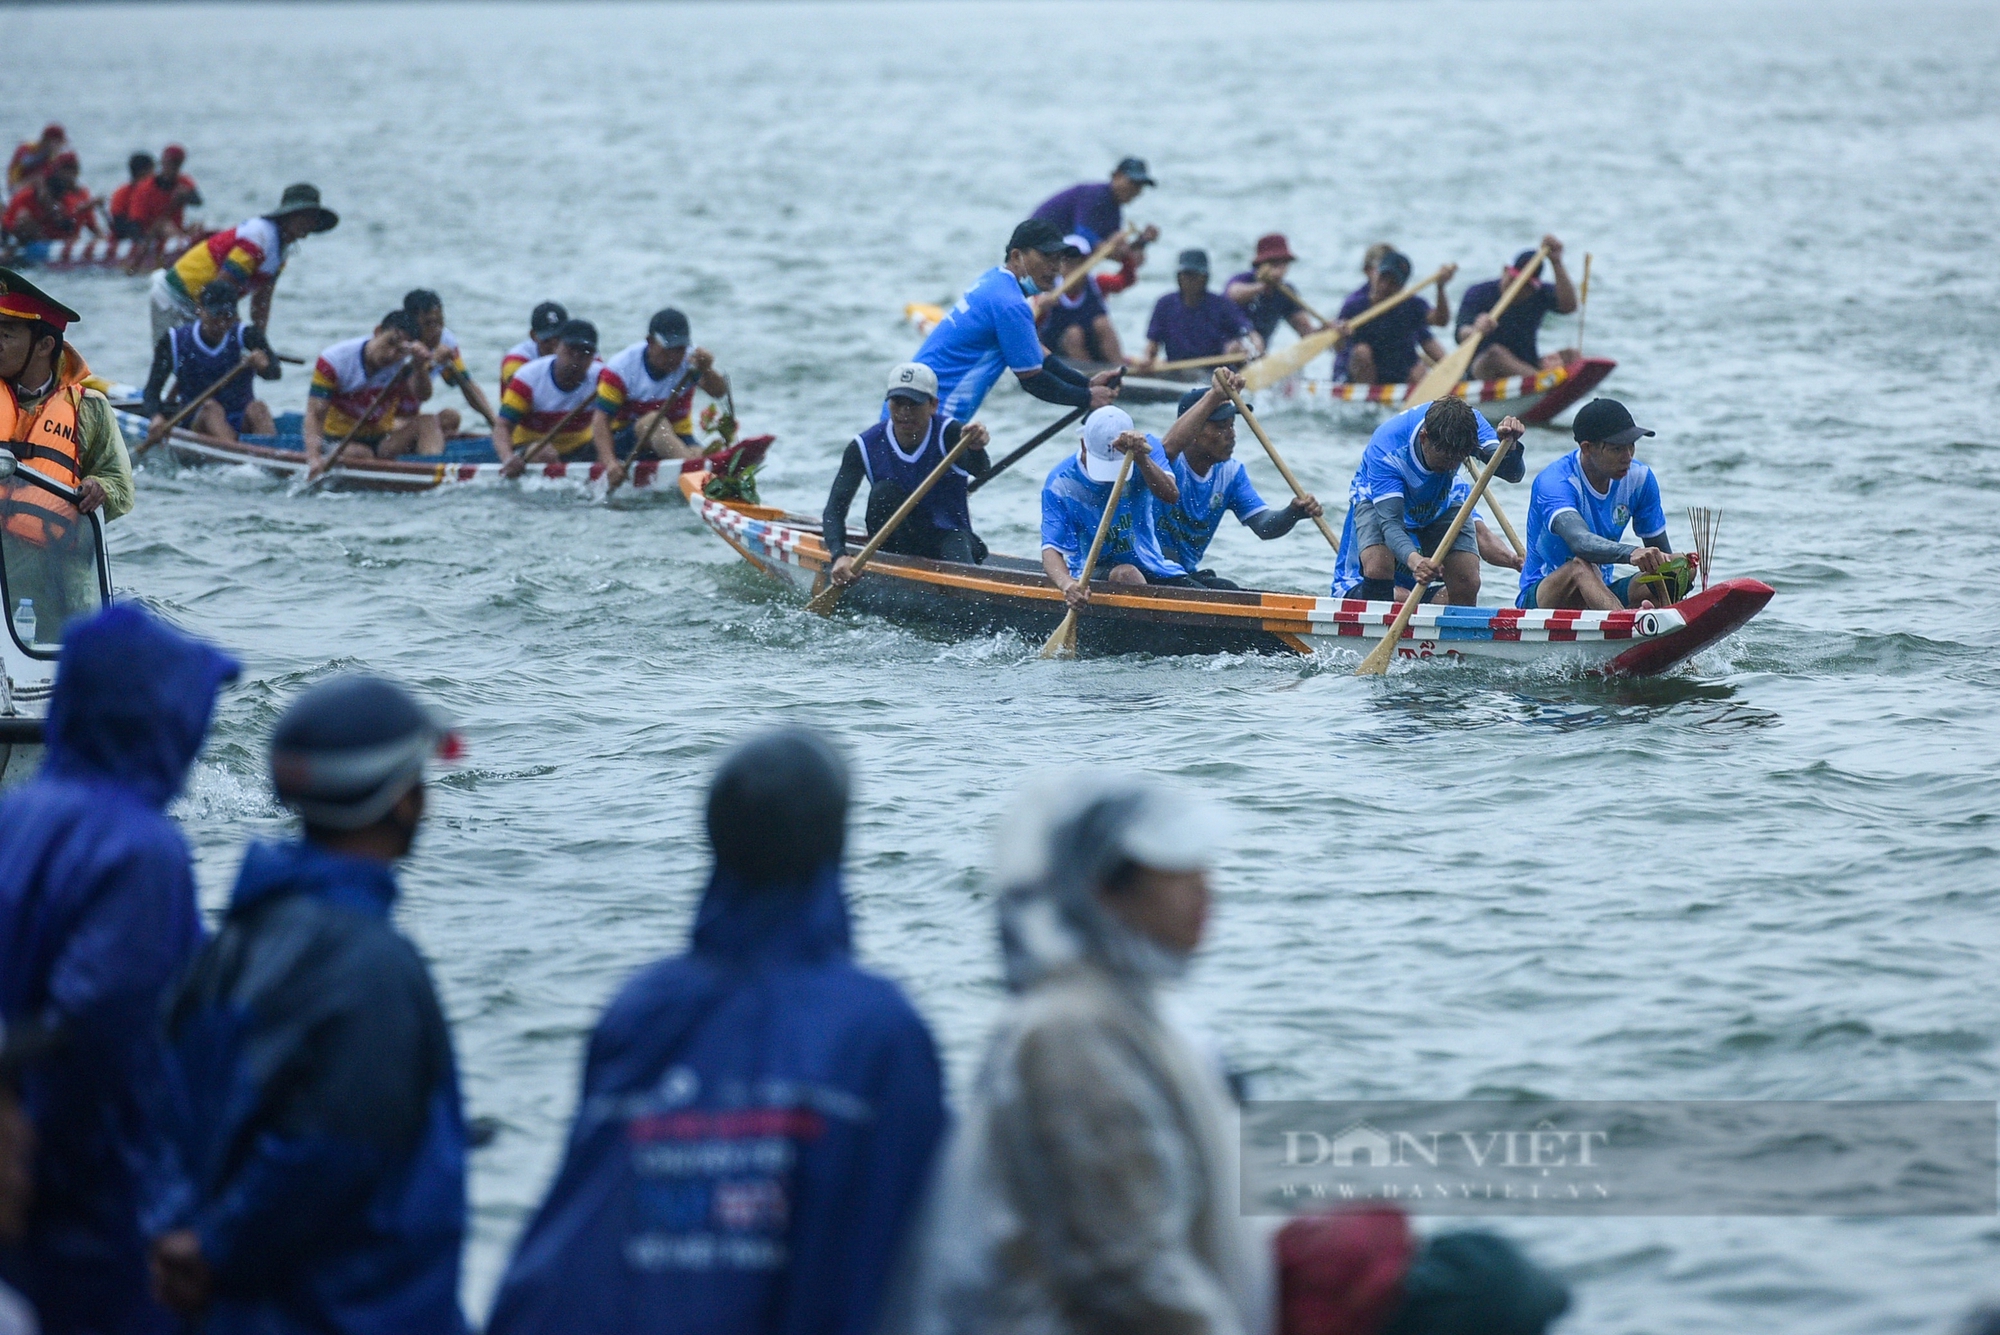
266, 182, 339, 233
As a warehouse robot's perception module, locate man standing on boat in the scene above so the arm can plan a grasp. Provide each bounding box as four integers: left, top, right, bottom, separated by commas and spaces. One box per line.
302, 310, 441, 474
141, 282, 280, 446
0, 268, 135, 524
500, 301, 566, 390
824, 361, 992, 579
401, 288, 493, 437
1140, 249, 1261, 370
149, 183, 337, 343
1331, 397, 1525, 606
1456, 236, 1578, 380
1332, 250, 1454, 386
1223, 233, 1321, 349
1032, 157, 1156, 252
1040, 407, 1189, 604
495, 319, 605, 478
1154, 373, 1321, 589
1516, 398, 1681, 611
914, 218, 1120, 421
591, 307, 730, 489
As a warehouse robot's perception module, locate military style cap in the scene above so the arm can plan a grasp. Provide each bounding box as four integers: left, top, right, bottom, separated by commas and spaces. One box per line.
0, 268, 80, 330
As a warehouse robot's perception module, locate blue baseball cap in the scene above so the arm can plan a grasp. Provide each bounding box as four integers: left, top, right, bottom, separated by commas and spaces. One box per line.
1176, 386, 1243, 422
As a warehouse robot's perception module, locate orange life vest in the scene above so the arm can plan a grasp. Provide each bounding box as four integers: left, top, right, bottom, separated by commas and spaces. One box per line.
0, 368, 85, 546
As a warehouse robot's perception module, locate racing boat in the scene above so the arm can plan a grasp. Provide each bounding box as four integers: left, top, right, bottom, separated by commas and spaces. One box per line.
682, 469, 1771, 674
1270, 356, 1616, 426
0, 445, 114, 785
110, 404, 769, 496
1, 231, 200, 274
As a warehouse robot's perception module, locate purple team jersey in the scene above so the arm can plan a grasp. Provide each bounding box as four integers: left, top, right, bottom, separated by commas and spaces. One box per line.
1146, 290, 1254, 363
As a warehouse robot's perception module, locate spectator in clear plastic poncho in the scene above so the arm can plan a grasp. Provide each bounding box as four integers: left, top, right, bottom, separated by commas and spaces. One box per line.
889, 772, 1271, 1335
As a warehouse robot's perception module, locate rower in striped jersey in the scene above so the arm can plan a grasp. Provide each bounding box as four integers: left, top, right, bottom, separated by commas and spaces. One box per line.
589, 307, 730, 491
495, 320, 604, 477
499, 301, 568, 391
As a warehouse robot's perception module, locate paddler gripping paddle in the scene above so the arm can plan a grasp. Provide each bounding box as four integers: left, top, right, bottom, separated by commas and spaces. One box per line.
137, 350, 304, 457
1216, 373, 1339, 552
1355, 418, 1524, 677
1041, 447, 1136, 660
1241, 266, 1453, 392
807, 420, 990, 616
303, 356, 413, 487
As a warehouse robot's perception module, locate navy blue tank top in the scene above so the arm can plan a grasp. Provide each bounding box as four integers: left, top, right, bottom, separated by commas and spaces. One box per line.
168, 322, 252, 415
855, 414, 970, 532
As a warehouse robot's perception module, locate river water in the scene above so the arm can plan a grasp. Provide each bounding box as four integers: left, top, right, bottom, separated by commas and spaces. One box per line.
11, 0, 2000, 1327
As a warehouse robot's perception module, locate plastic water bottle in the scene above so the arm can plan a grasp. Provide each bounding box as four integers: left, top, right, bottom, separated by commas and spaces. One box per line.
11, 599, 34, 646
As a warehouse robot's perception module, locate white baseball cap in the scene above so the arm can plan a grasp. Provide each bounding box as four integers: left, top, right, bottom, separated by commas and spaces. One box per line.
886, 361, 938, 402
1061, 233, 1092, 256
1081, 407, 1136, 483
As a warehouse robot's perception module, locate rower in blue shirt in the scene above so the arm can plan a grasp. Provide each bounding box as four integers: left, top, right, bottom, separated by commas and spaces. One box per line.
1040, 407, 1189, 607
139, 281, 280, 447
914, 218, 1121, 421
1154, 372, 1323, 589
1517, 398, 1681, 609
1331, 397, 1526, 605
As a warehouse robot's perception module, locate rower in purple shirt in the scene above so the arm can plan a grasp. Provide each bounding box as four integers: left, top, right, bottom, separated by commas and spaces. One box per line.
1141, 249, 1261, 369
1031, 157, 1155, 251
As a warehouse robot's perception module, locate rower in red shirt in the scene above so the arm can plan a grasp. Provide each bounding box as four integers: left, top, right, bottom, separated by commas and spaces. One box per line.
5, 124, 66, 191
107, 152, 157, 240
120, 145, 202, 241
2, 153, 98, 245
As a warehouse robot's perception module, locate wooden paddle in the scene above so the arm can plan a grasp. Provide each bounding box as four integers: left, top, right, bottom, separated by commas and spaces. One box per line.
1355, 430, 1518, 676
1575, 252, 1593, 358
1147, 351, 1249, 374
1278, 282, 1328, 326
806, 424, 985, 616
1242, 267, 1450, 392
137, 356, 254, 456
1217, 379, 1339, 551
510, 398, 595, 472
1040, 449, 1135, 660
966, 403, 1091, 494
304, 356, 412, 484
1466, 454, 1526, 557
1405, 243, 1550, 408
608, 356, 704, 493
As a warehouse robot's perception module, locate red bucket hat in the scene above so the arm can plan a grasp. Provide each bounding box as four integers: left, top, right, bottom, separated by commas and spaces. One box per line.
1254, 233, 1298, 265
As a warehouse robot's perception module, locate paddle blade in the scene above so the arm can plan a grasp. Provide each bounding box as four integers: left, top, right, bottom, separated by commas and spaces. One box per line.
805, 581, 842, 617
1406, 333, 1480, 408
1354, 633, 1397, 676
1242, 325, 1340, 392
1039, 609, 1079, 659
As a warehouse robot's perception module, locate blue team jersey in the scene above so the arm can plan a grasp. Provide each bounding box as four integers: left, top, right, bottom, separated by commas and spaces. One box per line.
1518, 449, 1666, 601
914, 266, 1047, 420
1040, 434, 1187, 581
1330, 406, 1496, 594
1154, 454, 1269, 573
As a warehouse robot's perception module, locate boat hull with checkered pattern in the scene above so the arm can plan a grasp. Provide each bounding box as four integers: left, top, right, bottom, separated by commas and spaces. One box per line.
682, 471, 1770, 673
1275, 355, 1616, 426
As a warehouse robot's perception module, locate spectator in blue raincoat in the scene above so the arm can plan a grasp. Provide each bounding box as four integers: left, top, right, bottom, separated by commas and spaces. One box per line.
0, 604, 237, 1335
487, 728, 947, 1335
147, 676, 469, 1335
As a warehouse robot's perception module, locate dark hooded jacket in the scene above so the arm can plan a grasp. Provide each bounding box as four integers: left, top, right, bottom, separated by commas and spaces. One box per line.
154, 839, 468, 1335
0, 603, 236, 1335
486, 863, 946, 1335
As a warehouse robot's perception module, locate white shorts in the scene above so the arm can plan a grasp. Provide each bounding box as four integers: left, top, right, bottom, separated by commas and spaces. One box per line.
148, 269, 197, 346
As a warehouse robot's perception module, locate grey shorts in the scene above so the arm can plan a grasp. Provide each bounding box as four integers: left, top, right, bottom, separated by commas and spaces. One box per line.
1350, 498, 1478, 571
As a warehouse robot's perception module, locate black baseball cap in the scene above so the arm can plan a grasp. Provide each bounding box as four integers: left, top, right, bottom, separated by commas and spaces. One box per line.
1177, 248, 1210, 276
556, 319, 597, 353
1377, 250, 1413, 284
1114, 156, 1155, 185
1510, 249, 1546, 278
1007, 218, 1070, 258
529, 301, 568, 338
648, 307, 690, 349
1176, 385, 1244, 422
198, 281, 241, 313
1572, 398, 1655, 447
